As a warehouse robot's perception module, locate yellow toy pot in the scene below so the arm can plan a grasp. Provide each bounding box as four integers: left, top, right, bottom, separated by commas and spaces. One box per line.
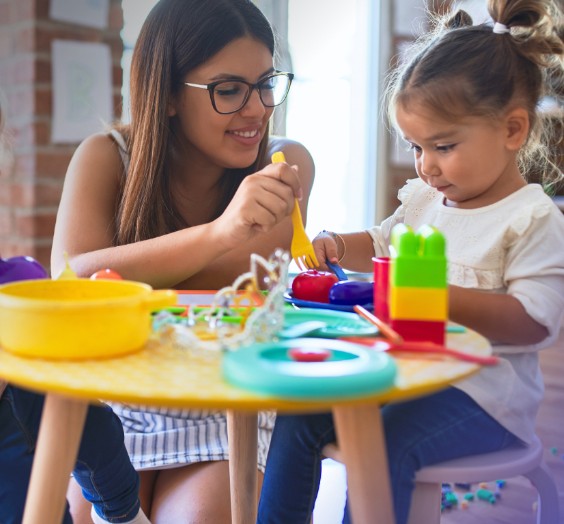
0, 279, 177, 360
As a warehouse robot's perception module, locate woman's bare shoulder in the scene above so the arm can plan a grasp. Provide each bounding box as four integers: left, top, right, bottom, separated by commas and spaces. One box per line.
268, 135, 311, 160
65, 131, 125, 185
73, 132, 122, 161
268, 135, 315, 188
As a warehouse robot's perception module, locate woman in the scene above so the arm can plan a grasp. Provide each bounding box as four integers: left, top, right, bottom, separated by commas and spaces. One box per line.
51, 0, 315, 521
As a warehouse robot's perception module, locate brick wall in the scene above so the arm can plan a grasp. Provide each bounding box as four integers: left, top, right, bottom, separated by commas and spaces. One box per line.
0, 0, 123, 269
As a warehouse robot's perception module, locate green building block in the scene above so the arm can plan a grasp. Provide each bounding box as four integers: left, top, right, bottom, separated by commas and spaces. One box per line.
476, 488, 496, 504
390, 224, 447, 288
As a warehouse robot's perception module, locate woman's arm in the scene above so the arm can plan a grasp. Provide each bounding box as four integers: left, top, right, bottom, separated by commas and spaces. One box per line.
51, 134, 304, 288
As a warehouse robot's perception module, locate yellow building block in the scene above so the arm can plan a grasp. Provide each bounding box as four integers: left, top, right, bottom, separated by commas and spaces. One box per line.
389, 286, 447, 321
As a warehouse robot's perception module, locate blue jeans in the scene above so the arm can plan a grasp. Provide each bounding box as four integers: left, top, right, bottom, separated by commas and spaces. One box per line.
257, 387, 519, 524
0, 385, 140, 524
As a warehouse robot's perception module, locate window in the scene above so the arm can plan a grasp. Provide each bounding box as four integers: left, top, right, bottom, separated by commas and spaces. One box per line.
121, 1, 389, 240
121, 0, 158, 123
282, 0, 385, 237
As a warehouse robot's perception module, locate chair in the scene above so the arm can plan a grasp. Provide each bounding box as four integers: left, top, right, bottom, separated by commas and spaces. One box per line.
323, 435, 560, 524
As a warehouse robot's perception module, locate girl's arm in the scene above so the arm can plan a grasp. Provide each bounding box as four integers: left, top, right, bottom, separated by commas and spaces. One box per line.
448, 286, 549, 345
51, 134, 306, 289
312, 231, 375, 273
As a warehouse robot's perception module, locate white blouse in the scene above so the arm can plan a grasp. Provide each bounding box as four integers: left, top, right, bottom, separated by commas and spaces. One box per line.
367, 178, 564, 443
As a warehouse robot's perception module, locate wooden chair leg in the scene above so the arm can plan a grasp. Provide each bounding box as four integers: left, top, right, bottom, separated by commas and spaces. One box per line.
526, 464, 560, 524
407, 482, 442, 524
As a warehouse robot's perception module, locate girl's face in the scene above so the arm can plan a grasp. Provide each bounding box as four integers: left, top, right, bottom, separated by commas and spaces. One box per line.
172, 36, 275, 172
395, 104, 526, 209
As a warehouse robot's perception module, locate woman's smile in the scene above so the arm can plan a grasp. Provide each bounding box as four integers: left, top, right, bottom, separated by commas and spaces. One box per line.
226, 125, 263, 146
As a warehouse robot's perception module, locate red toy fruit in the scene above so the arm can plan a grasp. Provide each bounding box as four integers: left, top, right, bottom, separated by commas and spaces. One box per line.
90, 268, 123, 280
291, 270, 338, 303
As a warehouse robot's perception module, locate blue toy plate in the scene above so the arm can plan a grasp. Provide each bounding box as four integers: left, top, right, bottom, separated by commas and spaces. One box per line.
281, 308, 378, 338
284, 290, 373, 312
222, 338, 397, 399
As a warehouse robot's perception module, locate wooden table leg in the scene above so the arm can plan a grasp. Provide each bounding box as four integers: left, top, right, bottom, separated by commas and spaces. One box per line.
227, 410, 258, 524
22, 393, 88, 524
333, 403, 394, 524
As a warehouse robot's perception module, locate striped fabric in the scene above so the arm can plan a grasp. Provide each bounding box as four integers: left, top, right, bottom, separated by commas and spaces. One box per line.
109, 404, 275, 471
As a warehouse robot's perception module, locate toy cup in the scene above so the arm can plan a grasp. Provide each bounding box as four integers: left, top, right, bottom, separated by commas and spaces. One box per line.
372, 257, 390, 323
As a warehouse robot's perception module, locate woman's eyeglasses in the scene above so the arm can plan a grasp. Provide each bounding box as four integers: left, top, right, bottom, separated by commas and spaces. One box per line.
183, 71, 294, 115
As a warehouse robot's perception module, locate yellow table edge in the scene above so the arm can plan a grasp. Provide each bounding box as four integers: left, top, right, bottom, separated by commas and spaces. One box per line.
0, 329, 491, 412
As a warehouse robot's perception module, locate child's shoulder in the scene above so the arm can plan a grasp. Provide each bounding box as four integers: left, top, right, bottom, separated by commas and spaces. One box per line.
397, 178, 437, 204
506, 184, 564, 235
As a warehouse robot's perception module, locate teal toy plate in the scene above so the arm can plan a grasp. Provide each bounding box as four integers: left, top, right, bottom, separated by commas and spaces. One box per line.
222, 338, 397, 399
281, 308, 378, 339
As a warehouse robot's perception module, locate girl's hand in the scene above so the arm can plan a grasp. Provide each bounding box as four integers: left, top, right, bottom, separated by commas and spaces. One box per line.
214, 161, 302, 247
311, 230, 339, 271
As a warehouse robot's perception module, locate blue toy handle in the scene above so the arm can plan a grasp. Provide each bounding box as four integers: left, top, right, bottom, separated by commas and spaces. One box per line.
326, 260, 348, 281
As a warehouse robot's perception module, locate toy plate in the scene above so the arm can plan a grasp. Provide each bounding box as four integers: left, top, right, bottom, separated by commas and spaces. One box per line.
284, 290, 373, 312
282, 308, 378, 338
222, 338, 397, 399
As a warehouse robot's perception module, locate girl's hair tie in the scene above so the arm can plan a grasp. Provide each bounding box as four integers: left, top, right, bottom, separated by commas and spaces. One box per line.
492, 22, 510, 34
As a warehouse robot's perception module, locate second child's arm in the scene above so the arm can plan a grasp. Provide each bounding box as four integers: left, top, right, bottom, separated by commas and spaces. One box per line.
313, 231, 375, 273
449, 286, 548, 345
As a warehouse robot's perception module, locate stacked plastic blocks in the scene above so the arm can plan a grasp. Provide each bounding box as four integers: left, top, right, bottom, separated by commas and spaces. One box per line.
389, 223, 447, 345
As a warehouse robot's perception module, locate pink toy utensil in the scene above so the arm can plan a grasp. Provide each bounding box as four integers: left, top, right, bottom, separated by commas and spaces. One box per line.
354, 304, 404, 345
352, 305, 498, 365
340, 336, 499, 366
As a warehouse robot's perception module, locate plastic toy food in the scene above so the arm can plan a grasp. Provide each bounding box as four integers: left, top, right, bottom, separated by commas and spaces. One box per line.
291, 270, 338, 303
288, 347, 331, 362
90, 268, 123, 280
328, 280, 374, 306
0, 255, 48, 284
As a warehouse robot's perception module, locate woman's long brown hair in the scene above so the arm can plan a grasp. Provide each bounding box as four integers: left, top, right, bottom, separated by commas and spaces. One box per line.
114, 0, 275, 245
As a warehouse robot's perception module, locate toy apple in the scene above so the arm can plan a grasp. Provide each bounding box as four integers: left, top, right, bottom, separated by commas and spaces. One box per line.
90, 268, 123, 280
291, 270, 338, 303
0, 255, 49, 284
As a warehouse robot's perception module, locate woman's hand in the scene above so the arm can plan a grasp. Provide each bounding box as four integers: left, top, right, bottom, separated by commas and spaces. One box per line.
213, 161, 302, 248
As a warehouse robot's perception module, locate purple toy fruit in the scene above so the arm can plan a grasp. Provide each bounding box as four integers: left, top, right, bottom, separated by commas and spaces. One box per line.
0, 256, 49, 284
328, 280, 374, 306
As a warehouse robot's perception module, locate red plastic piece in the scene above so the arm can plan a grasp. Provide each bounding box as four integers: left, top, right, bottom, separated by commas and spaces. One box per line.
288, 347, 331, 362
389, 319, 445, 345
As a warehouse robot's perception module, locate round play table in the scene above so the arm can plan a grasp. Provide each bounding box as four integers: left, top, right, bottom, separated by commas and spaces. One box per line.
0, 327, 491, 524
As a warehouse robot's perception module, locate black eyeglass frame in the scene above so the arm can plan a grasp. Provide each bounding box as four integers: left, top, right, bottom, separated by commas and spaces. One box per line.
183, 71, 294, 115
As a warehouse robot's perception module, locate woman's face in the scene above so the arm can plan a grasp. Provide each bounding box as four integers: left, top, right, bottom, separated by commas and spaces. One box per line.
172, 36, 275, 171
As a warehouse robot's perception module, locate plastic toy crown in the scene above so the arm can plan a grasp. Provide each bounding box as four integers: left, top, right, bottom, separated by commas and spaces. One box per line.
155, 249, 290, 353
